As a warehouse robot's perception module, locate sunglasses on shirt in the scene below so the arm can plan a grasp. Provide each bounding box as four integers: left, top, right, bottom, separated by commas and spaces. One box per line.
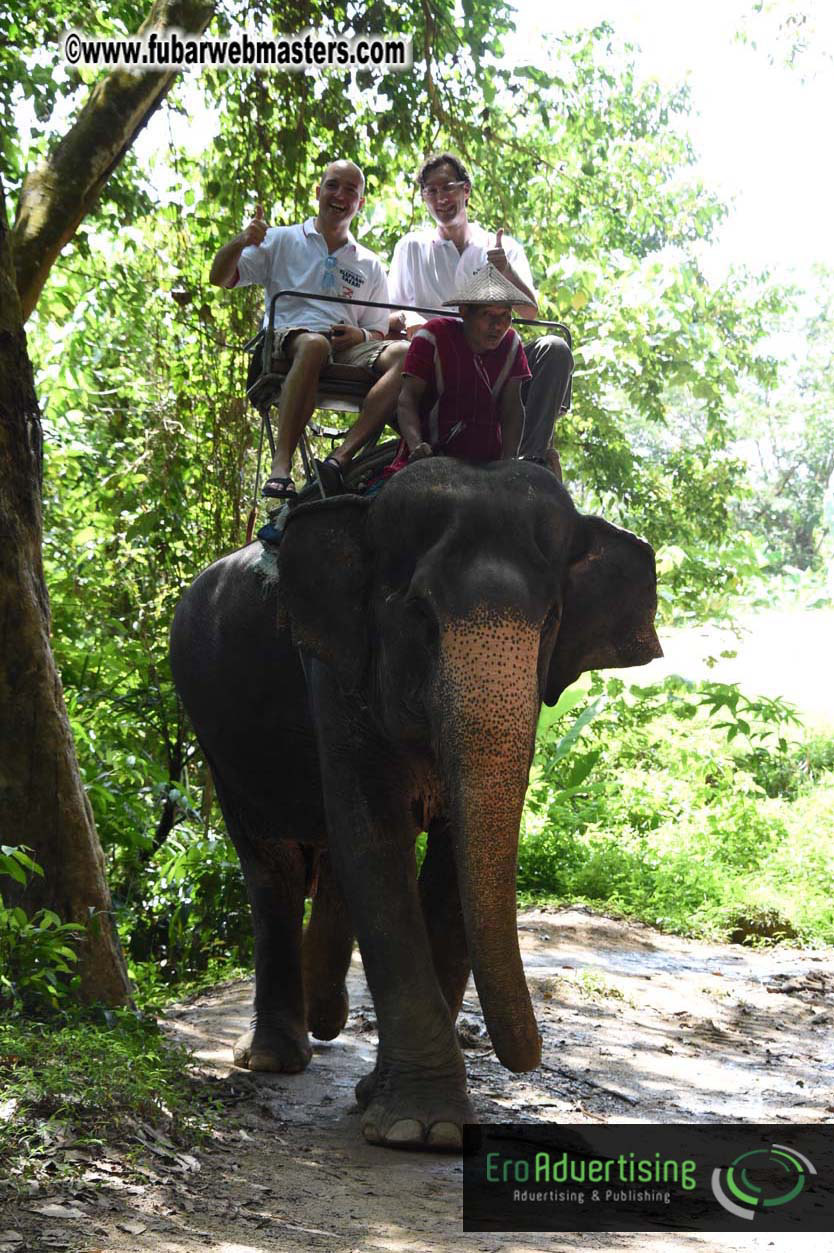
321, 254, 339, 291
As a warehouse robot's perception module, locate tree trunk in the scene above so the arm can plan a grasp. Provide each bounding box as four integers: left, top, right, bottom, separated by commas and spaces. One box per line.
0, 180, 132, 1006
13, 0, 215, 321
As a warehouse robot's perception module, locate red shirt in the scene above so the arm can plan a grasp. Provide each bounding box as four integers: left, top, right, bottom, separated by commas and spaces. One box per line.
386, 317, 530, 474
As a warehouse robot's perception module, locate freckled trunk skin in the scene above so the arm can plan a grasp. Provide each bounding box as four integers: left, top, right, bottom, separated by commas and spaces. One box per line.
436, 615, 542, 1072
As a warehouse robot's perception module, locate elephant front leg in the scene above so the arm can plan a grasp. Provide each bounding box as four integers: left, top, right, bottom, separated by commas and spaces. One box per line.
340, 812, 472, 1151
325, 824, 472, 1143
234, 838, 312, 1073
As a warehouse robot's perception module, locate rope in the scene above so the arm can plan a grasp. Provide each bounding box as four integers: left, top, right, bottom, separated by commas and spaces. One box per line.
245, 411, 266, 545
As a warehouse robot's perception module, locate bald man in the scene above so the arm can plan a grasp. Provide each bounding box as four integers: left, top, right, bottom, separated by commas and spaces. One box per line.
210, 159, 407, 501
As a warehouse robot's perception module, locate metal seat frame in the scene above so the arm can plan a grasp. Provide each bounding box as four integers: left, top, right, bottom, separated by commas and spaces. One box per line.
243, 288, 572, 491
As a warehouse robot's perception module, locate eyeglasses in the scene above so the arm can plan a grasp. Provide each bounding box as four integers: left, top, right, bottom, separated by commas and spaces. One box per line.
421, 180, 467, 200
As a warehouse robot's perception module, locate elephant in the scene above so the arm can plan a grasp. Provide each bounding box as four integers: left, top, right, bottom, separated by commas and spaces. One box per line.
169, 457, 661, 1150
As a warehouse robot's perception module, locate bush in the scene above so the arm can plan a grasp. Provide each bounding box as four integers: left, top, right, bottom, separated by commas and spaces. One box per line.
521, 675, 834, 943
0, 1009, 212, 1185
123, 825, 252, 992
0, 849, 83, 1013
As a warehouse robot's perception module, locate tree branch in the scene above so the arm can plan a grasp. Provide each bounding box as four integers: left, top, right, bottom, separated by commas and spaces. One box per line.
13, 0, 215, 321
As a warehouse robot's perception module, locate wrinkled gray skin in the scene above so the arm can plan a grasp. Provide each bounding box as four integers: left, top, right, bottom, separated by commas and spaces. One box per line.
170, 459, 661, 1150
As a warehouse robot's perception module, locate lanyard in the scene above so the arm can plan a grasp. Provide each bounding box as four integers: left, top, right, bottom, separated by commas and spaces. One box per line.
472, 352, 494, 394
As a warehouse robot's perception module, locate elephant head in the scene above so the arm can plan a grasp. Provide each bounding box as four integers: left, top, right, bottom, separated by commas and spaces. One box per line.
277, 458, 661, 1073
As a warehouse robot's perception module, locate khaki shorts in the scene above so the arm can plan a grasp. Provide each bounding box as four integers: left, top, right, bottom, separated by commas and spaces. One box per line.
272, 326, 395, 372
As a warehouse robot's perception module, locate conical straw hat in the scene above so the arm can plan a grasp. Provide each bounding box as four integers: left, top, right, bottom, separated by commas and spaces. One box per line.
443, 262, 529, 308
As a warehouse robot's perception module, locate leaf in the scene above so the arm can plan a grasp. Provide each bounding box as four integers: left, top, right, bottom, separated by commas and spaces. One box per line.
1, 847, 41, 874
563, 749, 602, 789
547, 696, 607, 766
0, 860, 26, 886
538, 683, 586, 732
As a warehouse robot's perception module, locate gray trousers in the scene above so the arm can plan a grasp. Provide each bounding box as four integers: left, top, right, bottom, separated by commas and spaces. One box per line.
518, 335, 574, 460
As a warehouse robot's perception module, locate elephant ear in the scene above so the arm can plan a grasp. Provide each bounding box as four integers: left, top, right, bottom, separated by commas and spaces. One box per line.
544, 515, 663, 706
278, 495, 371, 692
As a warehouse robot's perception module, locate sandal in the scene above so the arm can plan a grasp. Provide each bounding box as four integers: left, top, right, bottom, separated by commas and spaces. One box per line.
314, 455, 345, 498
261, 475, 296, 501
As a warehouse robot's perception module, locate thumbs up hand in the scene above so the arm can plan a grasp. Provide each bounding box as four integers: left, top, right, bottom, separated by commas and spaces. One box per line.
242, 202, 268, 248
487, 227, 508, 273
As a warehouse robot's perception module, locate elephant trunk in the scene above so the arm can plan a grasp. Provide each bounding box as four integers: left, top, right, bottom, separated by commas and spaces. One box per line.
436, 613, 542, 1073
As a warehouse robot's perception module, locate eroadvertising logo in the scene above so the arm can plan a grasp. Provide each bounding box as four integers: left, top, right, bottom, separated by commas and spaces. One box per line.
711, 1143, 816, 1220
462, 1124, 834, 1232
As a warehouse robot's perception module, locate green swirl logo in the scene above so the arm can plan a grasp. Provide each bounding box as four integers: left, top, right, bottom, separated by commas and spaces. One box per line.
712, 1144, 816, 1220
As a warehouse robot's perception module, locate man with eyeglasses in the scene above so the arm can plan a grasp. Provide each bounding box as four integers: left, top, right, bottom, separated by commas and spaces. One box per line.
209, 159, 407, 501
393, 153, 540, 326
392, 153, 572, 476
328, 153, 572, 480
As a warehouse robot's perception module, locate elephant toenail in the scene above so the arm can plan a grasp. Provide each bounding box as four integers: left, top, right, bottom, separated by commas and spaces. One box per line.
362, 1122, 382, 1144
247, 1053, 274, 1070
427, 1122, 462, 1149
386, 1119, 423, 1144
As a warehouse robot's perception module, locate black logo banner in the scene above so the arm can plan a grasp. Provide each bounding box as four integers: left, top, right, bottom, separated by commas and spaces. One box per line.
462, 1123, 834, 1232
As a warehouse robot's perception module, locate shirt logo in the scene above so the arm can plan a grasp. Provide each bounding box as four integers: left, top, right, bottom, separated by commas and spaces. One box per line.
338, 266, 365, 290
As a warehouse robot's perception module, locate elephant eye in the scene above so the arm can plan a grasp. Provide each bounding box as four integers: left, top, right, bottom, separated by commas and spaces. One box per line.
542, 601, 562, 635
403, 593, 439, 646
404, 594, 432, 618
381, 554, 417, 592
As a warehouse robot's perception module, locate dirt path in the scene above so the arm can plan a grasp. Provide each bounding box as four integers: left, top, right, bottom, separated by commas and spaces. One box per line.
6, 907, 834, 1253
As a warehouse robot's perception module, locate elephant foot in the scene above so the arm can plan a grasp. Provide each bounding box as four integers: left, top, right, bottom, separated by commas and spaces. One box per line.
355, 1065, 377, 1109
355, 1057, 473, 1152
233, 1018, 312, 1073
306, 985, 349, 1041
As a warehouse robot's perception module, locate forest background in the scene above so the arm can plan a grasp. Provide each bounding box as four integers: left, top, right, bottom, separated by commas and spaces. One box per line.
1, 0, 833, 1167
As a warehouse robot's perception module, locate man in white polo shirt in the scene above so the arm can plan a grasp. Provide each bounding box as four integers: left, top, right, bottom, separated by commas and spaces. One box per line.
210, 159, 407, 500
392, 152, 573, 474
328, 152, 572, 479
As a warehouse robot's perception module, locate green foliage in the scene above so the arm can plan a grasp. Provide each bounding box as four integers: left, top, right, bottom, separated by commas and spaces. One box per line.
729, 270, 834, 572
1, 0, 150, 187
522, 676, 834, 943
11, 1, 826, 1001
0, 850, 83, 1013
653, 532, 772, 624
13, 15, 762, 984
0, 1009, 211, 1185
130, 951, 251, 1010
124, 825, 252, 989
576, 968, 626, 1002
